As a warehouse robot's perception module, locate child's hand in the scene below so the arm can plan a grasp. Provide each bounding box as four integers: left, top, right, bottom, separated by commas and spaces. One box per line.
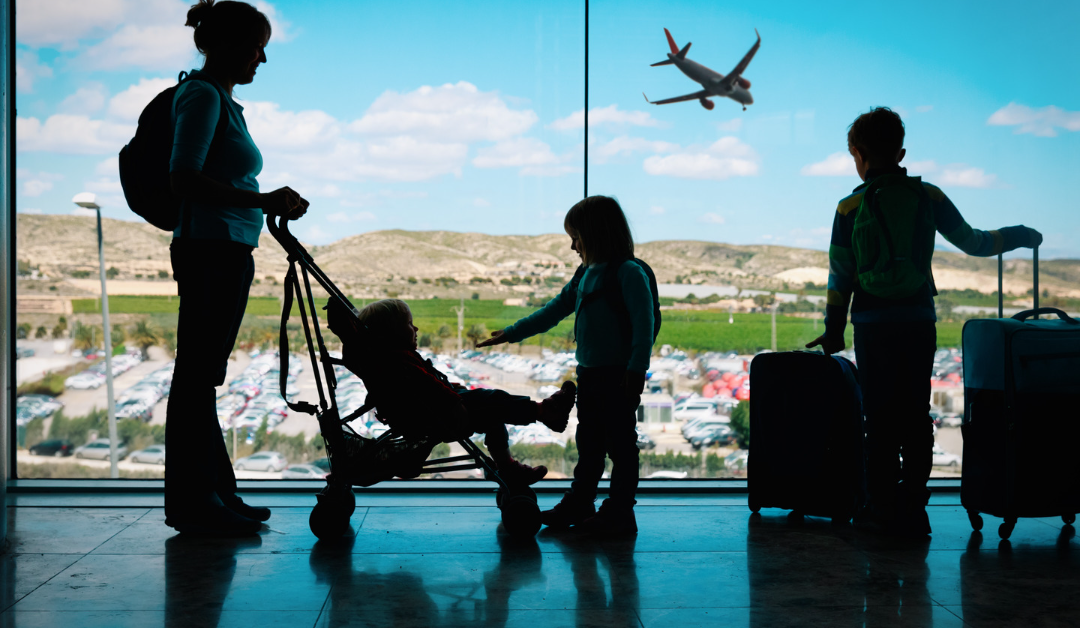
625, 370, 646, 409
806, 334, 845, 355
476, 330, 508, 348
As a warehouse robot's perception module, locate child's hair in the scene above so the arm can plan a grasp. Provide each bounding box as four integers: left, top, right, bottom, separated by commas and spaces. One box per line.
357, 299, 411, 336
563, 195, 634, 265
847, 107, 905, 166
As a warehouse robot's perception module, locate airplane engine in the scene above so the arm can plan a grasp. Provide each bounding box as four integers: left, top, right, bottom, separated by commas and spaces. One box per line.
699, 98, 715, 110
737, 77, 751, 89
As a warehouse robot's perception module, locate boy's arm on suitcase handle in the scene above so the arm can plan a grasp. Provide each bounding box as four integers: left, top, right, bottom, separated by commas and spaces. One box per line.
806, 333, 845, 355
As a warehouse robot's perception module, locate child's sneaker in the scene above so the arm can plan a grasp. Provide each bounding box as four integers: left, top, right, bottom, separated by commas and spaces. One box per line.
539, 381, 576, 432
578, 500, 637, 535
540, 492, 596, 529
498, 458, 548, 486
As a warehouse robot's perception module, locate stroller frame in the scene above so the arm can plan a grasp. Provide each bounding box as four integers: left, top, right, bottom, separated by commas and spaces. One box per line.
266, 215, 540, 539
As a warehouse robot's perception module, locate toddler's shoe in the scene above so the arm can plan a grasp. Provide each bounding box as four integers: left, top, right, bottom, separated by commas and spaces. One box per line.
498, 458, 548, 486
539, 381, 576, 432
578, 500, 638, 536
220, 493, 271, 522
540, 491, 596, 529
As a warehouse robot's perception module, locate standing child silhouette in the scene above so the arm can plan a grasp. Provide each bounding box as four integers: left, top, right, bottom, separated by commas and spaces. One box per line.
479, 196, 655, 534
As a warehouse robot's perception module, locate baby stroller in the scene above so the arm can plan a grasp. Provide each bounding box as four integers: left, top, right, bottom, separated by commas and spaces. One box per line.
266, 215, 543, 540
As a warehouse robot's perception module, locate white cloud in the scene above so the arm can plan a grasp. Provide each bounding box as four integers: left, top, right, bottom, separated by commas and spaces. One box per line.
349, 82, 537, 143
937, 166, 998, 189
59, 83, 109, 115
84, 177, 123, 194
473, 198, 491, 208
987, 102, 1080, 137
71, 207, 98, 217
326, 211, 376, 223
801, 151, 856, 177
591, 136, 679, 162
916, 105, 933, 113
761, 234, 773, 240
244, 101, 343, 150
305, 225, 333, 243
520, 164, 583, 177
254, 1, 296, 43
23, 180, 54, 197
107, 77, 175, 121
14, 50, 53, 93
473, 137, 558, 169
20, 208, 44, 215
643, 137, 759, 180
77, 23, 195, 71
15, 0, 132, 48
699, 213, 725, 224
17, 115, 135, 154
905, 160, 1000, 188
95, 156, 120, 177
549, 105, 663, 131
717, 118, 743, 132
649, 206, 666, 215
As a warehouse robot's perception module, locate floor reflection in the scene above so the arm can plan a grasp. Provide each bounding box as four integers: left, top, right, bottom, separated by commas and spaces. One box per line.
541, 531, 639, 628
164, 532, 262, 627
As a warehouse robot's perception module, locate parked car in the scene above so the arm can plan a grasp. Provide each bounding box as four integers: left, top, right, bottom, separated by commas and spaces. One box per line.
940, 413, 963, 428
129, 445, 166, 465
645, 471, 688, 479
683, 417, 732, 442
674, 399, 721, 422
29, 439, 75, 457
635, 428, 656, 450
932, 444, 962, 467
690, 425, 737, 449
115, 399, 154, 423
282, 464, 329, 479
65, 372, 105, 390
725, 449, 749, 473
312, 457, 331, 473
234, 451, 287, 472
15, 346, 35, 359
74, 439, 128, 460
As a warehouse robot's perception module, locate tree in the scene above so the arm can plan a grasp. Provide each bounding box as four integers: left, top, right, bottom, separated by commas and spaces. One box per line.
72, 323, 98, 352
730, 400, 750, 448
465, 323, 488, 348
129, 320, 159, 360
35, 325, 48, 339
418, 333, 433, 348
437, 324, 452, 340
106, 267, 120, 279
111, 324, 126, 350
16, 322, 31, 339
161, 329, 177, 358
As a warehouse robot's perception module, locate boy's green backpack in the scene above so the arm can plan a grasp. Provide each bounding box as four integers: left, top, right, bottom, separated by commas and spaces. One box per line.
852, 174, 936, 299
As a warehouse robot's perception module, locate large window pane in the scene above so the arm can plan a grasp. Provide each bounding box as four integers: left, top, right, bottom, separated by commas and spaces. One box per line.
14, 0, 584, 479
588, 1, 1080, 479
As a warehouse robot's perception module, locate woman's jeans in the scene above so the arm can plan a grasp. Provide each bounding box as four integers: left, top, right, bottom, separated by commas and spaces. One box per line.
165, 238, 254, 521
570, 365, 640, 508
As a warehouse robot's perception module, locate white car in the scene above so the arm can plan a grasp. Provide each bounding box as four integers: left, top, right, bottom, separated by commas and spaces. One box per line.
234, 451, 287, 472
282, 464, 328, 479
129, 445, 166, 465
932, 444, 962, 467
674, 399, 721, 422
65, 372, 105, 390
74, 439, 128, 460
645, 471, 688, 479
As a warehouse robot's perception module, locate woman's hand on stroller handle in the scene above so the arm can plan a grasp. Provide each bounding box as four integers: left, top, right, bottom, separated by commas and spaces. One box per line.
262, 186, 310, 220
476, 329, 507, 348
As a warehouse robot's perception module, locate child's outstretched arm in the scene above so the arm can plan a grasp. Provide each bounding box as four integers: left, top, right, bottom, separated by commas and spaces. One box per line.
926, 184, 1042, 255
477, 279, 577, 348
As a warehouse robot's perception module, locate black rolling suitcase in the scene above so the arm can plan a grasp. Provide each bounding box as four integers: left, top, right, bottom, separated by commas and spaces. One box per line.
747, 351, 865, 522
961, 248, 1080, 539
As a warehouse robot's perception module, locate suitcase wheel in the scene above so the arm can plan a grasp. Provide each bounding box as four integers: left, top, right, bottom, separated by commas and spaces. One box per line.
748, 494, 761, 513
998, 519, 1016, 540
1064, 514, 1076, 526
967, 510, 983, 532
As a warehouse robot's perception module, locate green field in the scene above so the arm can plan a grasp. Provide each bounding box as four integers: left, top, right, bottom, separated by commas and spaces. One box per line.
72, 295, 964, 352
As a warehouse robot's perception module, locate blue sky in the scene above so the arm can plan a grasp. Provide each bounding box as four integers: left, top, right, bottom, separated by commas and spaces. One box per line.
14, 0, 1080, 258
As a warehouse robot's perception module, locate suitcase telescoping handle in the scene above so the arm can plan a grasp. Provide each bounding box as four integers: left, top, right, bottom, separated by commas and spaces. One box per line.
998, 245, 1038, 319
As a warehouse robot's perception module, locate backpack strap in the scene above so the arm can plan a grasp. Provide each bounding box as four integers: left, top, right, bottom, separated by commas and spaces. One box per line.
174, 71, 231, 240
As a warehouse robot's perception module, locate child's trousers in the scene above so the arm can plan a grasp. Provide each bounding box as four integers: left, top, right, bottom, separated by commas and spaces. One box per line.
570, 365, 640, 508
457, 388, 537, 452
853, 321, 937, 511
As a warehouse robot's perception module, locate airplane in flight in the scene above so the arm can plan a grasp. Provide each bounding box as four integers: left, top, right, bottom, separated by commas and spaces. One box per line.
643, 28, 761, 111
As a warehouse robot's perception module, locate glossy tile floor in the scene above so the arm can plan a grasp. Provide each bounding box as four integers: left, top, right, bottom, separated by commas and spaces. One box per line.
2, 494, 1078, 627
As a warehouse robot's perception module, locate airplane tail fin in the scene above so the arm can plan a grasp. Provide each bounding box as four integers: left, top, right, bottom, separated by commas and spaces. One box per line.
664, 28, 679, 55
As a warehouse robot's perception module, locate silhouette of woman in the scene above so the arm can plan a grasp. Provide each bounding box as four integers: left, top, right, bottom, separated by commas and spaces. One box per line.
165, 0, 308, 535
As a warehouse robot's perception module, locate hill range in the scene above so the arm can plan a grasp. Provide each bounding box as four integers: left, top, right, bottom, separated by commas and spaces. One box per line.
14, 214, 1080, 299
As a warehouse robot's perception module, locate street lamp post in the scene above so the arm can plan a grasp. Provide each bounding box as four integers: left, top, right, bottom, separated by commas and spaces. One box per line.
73, 192, 119, 478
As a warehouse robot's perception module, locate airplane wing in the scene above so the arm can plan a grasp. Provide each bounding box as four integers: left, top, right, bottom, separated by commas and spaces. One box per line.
721, 29, 761, 88
643, 90, 710, 105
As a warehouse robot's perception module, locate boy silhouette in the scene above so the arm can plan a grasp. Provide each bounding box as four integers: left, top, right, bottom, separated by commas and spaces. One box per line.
806, 107, 1041, 536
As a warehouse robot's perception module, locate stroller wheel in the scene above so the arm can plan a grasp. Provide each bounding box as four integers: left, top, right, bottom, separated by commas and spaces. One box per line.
500, 487, 541, 537
309, 486, 355, 540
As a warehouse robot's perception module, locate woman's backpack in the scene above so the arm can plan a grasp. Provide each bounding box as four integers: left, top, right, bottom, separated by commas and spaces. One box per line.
118, 71, 227, 232
852, 174, 937, 299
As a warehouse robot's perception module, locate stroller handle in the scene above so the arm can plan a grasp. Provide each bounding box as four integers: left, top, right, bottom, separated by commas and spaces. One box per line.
266, 213, 298, 249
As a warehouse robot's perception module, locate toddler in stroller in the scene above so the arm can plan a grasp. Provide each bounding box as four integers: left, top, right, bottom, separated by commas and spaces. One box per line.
331, 298, 576, 486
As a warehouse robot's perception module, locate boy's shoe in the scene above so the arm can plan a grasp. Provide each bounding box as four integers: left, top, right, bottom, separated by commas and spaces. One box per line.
220, 493, 271, 522
539, 381, 577, 432
540, 492, 597, 529
578, 500, 638, 535
498, 458, 548, 486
